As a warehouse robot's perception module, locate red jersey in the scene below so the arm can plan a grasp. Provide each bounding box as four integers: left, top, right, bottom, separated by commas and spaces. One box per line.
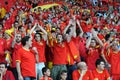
92, 69, 110, 80
80, 21, 90, 32
4, 38, 13, 52
86, 48, 101, 70
109, 50, 120, 75
102, 42, 111, 63
51, 42, 67, 65
32, 40, 46, 62
40, 76, 52, 80
72, 70, 93, 80
4, 19, 12, 30
2, 70, 15, 80
72, 37, 81, 50
0, 38, 5, 63
12, 43, 22, 68
16, 47, 36, 78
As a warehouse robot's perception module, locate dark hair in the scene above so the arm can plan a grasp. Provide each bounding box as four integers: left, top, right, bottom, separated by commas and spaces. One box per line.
0, 24, 3, 28
14, 21, 19, 24
42, 67, 49, 75
57, 70, 67, 80
21, 36, 30, 46
105, 34, 110, 41
18, 25, 23, 31
60, 70, 67, 75
5, 1, 8, 5
34, 32, 42, 39
0, 62, 7, 68
95, 59, 104, 67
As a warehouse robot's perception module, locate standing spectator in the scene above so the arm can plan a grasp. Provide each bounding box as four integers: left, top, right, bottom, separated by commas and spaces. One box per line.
51, 33, 67, 80
85, 29, 103, 70
16, 36, 36, 80
107, 40, 120, 80
58, 70, 67, 80
32, 23, 48, 80
4, 30, 13, 66
0, 31, 5, 63
0, 62, 15, 80
11, 33, 22, 80
92, 59, 110, 80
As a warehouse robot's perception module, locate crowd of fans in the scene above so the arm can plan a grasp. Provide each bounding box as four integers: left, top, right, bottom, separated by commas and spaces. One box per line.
0, 0, 120, 80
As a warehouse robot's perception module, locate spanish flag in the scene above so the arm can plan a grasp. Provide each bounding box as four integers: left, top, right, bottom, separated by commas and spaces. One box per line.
5, 52, 12, 66
67, 40, 80, 65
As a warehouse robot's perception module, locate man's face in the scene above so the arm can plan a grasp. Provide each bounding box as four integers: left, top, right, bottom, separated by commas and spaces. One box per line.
112, 43, 119, 51
16, 34, 22, 43
98, 62, 105, 70
57, 34, 63, 43
90, 40, 96, 47
0, 64, 7, 74
14, 22, 19, 28
27, 37, 32, 48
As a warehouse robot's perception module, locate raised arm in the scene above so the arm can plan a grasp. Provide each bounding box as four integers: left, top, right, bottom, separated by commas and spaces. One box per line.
101, 47, 111, 67
76, 20, 84, 37
92, 29, 103, 47
27, 23, 37, 36
86, 33, 92, 49
37, 23, 48, 41
72, 18, 77, 38
63, 20, 71, 35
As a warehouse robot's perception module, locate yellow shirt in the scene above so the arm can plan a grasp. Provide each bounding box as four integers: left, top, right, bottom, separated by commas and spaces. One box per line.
0, 7, 6, 19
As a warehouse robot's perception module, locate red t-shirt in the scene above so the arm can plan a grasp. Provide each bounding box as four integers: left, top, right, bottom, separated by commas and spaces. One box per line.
72, 70, 93, 80
102, 42, 111, 63
60, 22, 67, 32
32, 40, 46, 62
4, 38, 13, 52
2, 70, 15, 80
0, 38, 5, 63
16, 47, 36, 78
12, 43, 22, 68
79, 38, 87, 59
86, 48, 101, 70
109, 50, 120, 75
72, 37, 81, 50
4, 19, 12, 30
92, 69, 110, 80
40, 76, 52, 80
0, 38, 5, 53
80, 21, 90, 32
51, 42, 67, 65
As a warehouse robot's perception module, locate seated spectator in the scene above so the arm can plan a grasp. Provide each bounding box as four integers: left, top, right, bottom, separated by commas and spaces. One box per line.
72, 61, 93, 80
58, 70, 67, 80
0, 62, 15, 80
40, 67, 52, 80
92, 59, 110, 80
